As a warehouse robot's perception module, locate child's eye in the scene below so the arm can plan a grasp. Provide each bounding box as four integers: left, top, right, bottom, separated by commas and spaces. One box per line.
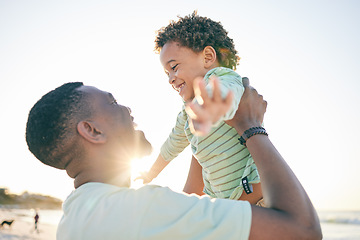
171, 64, 178, 71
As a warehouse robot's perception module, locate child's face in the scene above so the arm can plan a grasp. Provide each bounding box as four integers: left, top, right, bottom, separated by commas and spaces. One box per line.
160, 42, 209, 102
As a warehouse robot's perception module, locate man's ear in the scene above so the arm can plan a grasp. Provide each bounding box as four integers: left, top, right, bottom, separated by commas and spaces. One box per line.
77, 121, 106, 144
203, 46, 217, 68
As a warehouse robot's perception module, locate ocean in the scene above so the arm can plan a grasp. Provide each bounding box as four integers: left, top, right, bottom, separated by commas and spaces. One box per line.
318, 210, 360, 240
4, 208, 360, 239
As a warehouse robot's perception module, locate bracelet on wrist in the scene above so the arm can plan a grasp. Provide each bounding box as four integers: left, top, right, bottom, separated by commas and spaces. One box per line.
238, 127, 268, 147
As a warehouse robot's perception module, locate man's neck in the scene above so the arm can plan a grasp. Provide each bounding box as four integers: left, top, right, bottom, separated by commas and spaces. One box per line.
73, 171, 131, 189
72, 164, 131, 189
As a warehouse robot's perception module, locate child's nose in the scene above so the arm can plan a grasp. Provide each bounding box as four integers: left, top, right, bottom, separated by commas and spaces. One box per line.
168, 74, 175, 85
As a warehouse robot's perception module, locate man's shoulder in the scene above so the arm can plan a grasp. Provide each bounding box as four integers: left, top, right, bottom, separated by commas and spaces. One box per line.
65, 183, 173, 203
58, 184, 176, 238
70, 182, 165, 197
62, 183, 176, 221
59, 183, 252, 239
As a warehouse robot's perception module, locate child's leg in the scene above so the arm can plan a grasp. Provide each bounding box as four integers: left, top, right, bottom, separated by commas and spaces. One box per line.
183, 155, 205, 196
238, 183, 263, 205
256, 198, 266, 207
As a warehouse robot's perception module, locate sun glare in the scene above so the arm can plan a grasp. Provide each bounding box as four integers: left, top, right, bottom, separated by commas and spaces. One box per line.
130, 156, 153, 189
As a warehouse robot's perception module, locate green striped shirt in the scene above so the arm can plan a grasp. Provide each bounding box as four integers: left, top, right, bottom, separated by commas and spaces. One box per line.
160, 67, 260, 200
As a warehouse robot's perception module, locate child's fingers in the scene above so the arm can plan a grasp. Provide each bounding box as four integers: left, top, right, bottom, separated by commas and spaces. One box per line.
134, 172, 148, 180
185, 102, 206, 121
194, 77, 209, 105
211, 76, 222, 103
134, 172, 145, 181
134, 176, 143, 182
185, 103, 199, 120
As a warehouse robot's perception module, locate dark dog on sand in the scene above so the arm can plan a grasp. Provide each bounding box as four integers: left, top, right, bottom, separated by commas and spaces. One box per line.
0, 220, 14, 229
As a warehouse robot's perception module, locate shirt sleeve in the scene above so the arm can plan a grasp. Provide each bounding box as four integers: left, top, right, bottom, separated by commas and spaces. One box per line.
139, 186, 252, 240
160, 106, 190, 161
205, 68, 244, 125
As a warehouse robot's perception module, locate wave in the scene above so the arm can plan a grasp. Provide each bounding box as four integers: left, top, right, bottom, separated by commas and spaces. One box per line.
318, 210, 360, 225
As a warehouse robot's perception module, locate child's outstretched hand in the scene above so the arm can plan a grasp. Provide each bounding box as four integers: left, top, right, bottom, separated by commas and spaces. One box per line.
134, 171, 156, 184
185, 76, 233, 136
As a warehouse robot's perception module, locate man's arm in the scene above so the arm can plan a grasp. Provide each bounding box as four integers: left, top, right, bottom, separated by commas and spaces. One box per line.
190, 78, 322, 239
246, 134, 321, 239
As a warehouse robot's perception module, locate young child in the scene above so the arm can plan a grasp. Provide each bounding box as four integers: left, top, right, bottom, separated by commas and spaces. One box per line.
137, 12, 263, 203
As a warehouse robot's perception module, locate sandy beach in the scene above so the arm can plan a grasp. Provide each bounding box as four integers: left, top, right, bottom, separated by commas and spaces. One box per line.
0, 208, 57, 240
1, 207, 359, 239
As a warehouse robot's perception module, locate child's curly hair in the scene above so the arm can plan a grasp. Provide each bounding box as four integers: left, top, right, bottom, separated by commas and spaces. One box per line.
155, 11, 240, 70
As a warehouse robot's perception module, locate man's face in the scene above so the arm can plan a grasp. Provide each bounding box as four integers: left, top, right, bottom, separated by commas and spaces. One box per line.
160, 41, 208, 103
78, 85, 152, 158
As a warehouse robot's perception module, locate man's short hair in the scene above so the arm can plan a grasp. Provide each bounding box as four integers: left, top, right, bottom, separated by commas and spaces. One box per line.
26, 82, 90, 169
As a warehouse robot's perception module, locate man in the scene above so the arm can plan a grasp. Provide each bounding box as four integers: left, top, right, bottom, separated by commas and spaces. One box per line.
26, 78, 322, 239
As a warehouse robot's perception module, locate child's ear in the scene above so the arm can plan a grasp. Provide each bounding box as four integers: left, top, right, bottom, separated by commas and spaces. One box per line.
203, 46, 217, 68
77, 121, 106, 144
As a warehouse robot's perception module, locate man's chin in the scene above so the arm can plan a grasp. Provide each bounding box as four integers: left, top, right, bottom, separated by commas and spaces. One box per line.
134, 130, 152, 158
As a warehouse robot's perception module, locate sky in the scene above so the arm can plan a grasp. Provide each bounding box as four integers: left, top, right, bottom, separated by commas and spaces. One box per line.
0, 0, 359, 211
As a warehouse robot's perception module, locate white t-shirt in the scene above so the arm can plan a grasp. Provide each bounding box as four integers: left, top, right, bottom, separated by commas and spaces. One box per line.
57, 182, 252, 240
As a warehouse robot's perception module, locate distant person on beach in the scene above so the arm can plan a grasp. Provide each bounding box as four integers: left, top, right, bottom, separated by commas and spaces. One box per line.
34, 211, 39, 233
25, 78, 322, 239
136, 12, 263, 205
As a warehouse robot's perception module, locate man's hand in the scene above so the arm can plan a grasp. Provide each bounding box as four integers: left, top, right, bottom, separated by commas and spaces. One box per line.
185, 76, 233, 136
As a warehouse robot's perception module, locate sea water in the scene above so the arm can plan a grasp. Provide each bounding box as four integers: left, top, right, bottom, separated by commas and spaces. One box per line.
3, 208, 360, 239
318, 210, 360, 240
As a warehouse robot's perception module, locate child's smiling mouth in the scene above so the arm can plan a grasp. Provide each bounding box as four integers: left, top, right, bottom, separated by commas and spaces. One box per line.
173, 82, 185, 93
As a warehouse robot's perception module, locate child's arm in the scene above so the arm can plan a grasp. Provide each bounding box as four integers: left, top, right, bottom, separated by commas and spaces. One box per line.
135, 154, 169, 184
136, 108, 190, 184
